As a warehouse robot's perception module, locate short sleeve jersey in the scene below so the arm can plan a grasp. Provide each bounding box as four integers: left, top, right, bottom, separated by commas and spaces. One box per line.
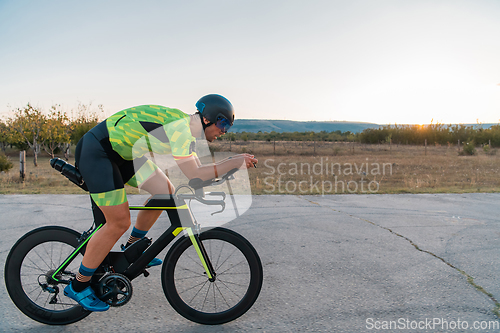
105, 105, 195, 161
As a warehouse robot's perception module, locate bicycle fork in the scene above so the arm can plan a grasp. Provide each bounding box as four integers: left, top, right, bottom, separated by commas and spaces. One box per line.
186, 228, 216, 282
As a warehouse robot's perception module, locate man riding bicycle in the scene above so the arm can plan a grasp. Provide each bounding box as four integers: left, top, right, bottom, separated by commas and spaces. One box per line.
65, 94, 258, 311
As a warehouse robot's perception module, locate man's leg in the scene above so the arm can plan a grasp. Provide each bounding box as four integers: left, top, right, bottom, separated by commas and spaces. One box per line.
72, 202, 131, 290
81, 202, 131, 268
124, 168, 175, 248
64, 201, 131, 312
70, 128, 131, 310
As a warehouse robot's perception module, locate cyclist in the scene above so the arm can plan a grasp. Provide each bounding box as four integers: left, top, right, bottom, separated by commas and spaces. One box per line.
64, 94, 257, 311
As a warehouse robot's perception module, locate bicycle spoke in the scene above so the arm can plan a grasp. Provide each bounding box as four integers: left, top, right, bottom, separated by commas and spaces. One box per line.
187, 253, 205, 270
33, 288, 44, 303
25, 256, 45, 272
215, 247, 238, 271
175, 265, 206, 278
214, 281, 231, 308
214, 279, 244, 298
213, 282, 217, 312
188, 280, 210, 304
20, 282, 41, 287
33, 246, 52, 271
24, 284, 42, 296
178, 279, 208, 296
208, 239, 213, 266
214, 240, 225, 269
217, 258, 246, 275
57, 294, 76, 308
217, 271, 250, 276
19, 272, 45, 278
42, 243, 53, 269
51, 242, 54, 269
43, 293, 50, 309
201, 282, 212, 311
217, 278, 248, 289
173, 274, 207, 281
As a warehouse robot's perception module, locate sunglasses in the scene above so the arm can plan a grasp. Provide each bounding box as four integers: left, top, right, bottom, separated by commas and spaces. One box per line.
214, 116, 232, 133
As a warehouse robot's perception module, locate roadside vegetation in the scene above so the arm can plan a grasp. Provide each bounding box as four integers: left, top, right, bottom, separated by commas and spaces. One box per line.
0, 141, 498, 195
0, 104, 498, 195
0, 103, 101, 168
229, 122, 500, 148
211, 140, 500, 195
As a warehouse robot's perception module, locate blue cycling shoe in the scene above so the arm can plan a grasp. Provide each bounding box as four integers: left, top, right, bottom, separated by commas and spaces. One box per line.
64, 284, 110, 312
147, 258, 162, 267
121, 244, 163, 267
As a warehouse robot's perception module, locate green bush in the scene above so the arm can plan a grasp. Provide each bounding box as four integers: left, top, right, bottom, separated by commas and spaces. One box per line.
460, 140, 476, 156
0, 153, 13, 172
483, 144, 496, 155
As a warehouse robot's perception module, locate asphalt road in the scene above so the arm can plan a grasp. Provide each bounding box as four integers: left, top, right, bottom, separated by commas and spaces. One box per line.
1, 194, 499, 332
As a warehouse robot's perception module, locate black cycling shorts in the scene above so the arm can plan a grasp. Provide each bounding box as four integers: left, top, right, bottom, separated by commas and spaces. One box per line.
75, 121, 158, 207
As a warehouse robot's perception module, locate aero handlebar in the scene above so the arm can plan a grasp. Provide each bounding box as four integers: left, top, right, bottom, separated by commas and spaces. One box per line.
187, 168, 239, 190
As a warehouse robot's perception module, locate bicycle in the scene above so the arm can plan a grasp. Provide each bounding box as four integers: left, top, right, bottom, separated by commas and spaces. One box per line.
4, 158, 263, 325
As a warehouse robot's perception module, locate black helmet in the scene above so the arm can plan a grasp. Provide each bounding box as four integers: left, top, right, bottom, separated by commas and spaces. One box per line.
195, 94, 234, 132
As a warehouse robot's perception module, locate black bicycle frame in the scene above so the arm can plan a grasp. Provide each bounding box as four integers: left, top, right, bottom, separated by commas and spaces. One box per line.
50, 194, 216, 283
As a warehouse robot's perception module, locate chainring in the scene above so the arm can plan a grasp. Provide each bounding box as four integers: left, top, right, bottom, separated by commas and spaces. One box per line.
96, 273, 133, 307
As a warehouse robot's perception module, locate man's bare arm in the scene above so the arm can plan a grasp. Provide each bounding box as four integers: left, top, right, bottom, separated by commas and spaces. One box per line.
175, 154, 257, 181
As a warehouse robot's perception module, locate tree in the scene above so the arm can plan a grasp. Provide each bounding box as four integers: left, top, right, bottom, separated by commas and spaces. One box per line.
10, 104, 46, 166
0, 120, 11, 153
0, 152, 13, 172
70, 102, 102, 145
41, 105, 72, 158
0, 118, 25, 152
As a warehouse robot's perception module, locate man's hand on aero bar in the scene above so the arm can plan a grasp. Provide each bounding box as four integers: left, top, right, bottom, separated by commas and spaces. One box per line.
226, 154, 258, 169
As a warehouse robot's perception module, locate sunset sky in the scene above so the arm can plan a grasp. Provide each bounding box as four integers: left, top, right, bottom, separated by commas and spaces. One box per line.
1, 0, 499, 125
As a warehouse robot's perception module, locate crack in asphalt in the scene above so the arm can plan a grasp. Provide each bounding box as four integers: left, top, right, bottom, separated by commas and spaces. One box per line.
299, 196, 500, 318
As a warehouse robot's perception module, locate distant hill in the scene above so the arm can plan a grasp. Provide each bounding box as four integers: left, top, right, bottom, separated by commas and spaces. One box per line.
230, 119, 498, 133
230, 119, 380, 133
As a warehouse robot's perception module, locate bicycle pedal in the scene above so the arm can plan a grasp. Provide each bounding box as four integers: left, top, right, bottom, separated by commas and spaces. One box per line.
143, 269, 150, 277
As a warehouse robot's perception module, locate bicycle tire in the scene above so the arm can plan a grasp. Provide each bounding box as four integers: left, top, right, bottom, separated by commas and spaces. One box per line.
161, 227, 263, 325
4, 226, 91, 325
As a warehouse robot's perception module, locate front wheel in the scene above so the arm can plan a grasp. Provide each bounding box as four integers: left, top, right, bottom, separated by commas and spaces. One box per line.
162, 227, 263, 325
4, 226, 91, 325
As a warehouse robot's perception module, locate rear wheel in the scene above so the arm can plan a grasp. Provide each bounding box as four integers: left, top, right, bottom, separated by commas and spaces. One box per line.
162, 227, 263, 325
4, 226, 91, 325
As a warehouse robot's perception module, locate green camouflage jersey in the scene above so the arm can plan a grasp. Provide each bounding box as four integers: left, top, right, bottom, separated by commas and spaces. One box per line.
105, 105, 196, 161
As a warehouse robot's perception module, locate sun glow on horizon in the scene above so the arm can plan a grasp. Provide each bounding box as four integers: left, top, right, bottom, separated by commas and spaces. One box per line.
332, 77, 500, 125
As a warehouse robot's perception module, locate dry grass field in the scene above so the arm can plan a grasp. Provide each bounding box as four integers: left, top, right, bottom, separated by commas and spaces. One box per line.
213, 140, 500, 195
0, 141, 499, 195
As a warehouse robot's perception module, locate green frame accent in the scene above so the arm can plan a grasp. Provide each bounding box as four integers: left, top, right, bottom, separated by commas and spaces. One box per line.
172, 227, 186, 236
48, 195, 211, 284
187, 228, 213, 280
51, 224, 104, 282
129, 204, 188, 210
